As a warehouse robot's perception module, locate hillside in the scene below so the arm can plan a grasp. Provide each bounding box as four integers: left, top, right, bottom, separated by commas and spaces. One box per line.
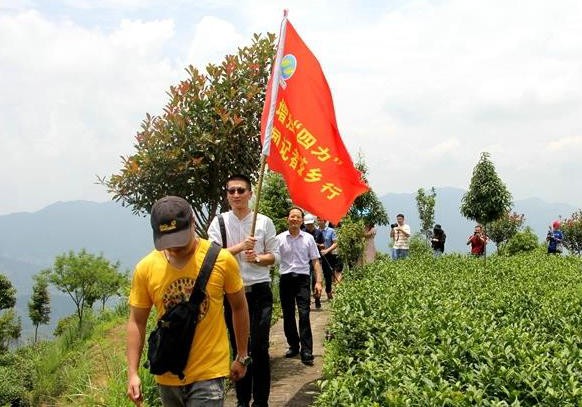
0, 200, 152, 340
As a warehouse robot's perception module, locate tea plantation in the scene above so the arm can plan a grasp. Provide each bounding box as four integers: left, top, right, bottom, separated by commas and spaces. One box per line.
319, 252, 582, 406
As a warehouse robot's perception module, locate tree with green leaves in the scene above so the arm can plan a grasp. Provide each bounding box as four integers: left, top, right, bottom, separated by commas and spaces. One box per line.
85, 265, 127, 311
562, 209, 582, 255
416, 187, 436, 240
46, 249, 121, 327
28, 272, 51, 343
347, 155, 389, 227
460, 152, 512, 259
100, 33, 276, 237
0, 274, 21, 352
487, 211, 525, 250
336, 218, 366, 270
257, 170, 292, 234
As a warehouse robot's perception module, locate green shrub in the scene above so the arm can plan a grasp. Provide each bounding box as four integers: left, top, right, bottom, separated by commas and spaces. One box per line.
0, 351, 33, 406
501, 226, 539, 255
337, 218, 365, 270
319, 253, 582, 406
408, 232, 432, 258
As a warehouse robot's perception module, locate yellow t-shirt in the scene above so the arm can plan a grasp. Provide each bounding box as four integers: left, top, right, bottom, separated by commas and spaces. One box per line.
129, 239, 242, 386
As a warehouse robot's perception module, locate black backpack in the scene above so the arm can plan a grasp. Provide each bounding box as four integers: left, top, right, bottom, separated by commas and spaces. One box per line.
145, 241, 221, 379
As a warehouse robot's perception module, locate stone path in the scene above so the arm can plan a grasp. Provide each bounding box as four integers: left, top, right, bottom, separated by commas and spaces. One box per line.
225, 299, 330, 406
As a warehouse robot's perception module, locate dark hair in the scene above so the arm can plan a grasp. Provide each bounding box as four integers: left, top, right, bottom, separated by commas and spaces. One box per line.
289, 206, 305, 218
396, 213, 405, 218
227, 174, 252, 190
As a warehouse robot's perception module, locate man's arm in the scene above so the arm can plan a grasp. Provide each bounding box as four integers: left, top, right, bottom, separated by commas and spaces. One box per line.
398, 225, 411, 237
225, 288, 250, 381
243, 217, 280, 265
311, 259, 324, 297
208, 215, 256, 255
126, 306, 151, 405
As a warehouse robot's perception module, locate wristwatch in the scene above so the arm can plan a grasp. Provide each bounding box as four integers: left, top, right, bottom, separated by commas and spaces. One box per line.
236, 354, 252, 367
254, 256, 261, 264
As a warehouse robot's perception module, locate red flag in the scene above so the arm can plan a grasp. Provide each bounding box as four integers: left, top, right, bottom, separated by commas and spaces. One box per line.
260, 18, 369, 225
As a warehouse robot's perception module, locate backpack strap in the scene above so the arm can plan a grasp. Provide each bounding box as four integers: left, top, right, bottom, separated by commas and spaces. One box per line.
188, 241, 222, 306
217, 214, 227, 249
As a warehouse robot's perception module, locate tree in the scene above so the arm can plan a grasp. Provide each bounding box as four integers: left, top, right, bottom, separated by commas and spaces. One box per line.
336, 218, 366, 270
487, 211, 525, 250
28, 272, 51, 343
416, 187, 436, 240
86, 266, 128, 311
0, 274, 20, 352
347, 155, 388, 227
460, 152, 512, 260
46, 250, 121, 327
257, 170, 292, 234
500, 227, 539, 256
562, 209, 582, 255
100, 33, 277, 238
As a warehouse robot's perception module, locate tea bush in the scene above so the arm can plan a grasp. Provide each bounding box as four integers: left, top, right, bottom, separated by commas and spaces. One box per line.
319, 253, 582, 406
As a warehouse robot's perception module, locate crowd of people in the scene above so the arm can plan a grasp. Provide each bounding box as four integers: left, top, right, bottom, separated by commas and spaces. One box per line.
125, 181, 566, 406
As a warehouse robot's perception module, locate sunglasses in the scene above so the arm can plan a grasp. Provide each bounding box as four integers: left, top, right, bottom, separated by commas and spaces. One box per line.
227, 187, 248, 195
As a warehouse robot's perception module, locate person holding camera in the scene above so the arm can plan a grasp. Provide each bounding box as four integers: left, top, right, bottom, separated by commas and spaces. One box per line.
467, 224, 487, 256
390, 213, 411, 260
546, 220, 564, 254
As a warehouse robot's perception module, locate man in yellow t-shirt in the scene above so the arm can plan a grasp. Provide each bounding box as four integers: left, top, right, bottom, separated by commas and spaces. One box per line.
126, 196, 250, 406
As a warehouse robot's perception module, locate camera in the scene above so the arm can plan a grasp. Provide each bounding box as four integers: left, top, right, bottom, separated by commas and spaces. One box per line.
391, 223, 398, 228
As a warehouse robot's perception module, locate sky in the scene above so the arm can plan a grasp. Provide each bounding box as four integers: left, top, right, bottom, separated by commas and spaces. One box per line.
1, 0, 581, 215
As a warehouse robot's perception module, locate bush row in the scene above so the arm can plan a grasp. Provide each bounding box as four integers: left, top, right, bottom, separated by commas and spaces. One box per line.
318, 253, 582, 406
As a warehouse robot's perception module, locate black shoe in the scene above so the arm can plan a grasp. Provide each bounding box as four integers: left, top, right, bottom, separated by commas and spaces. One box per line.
315, 298, 321, 309
301, 351, 314, 365
285, 348, 299, 358
236, 403, 250, 407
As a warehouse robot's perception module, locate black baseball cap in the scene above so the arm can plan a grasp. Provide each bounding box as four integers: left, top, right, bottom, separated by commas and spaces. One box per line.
150, 196, 193, 250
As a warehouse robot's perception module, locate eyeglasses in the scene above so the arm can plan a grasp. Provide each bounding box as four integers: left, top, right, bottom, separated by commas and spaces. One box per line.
227, 187, 247, 195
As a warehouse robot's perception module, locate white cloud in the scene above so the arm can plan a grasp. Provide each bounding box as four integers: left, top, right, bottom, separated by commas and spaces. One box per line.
547, 136, 582, 152
0, 9, 182, 213
185, 16, 245, 68
1, 0, 582, 214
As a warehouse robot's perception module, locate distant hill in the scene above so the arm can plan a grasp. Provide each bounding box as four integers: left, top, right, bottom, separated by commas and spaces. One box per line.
0, 200, 152, 341
375, 187, 577, 254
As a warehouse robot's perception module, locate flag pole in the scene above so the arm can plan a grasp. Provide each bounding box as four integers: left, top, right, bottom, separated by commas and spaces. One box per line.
250, 10, 288, 236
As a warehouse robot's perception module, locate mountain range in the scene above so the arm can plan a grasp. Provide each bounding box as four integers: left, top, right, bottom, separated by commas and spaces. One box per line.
0, 190, 577, 342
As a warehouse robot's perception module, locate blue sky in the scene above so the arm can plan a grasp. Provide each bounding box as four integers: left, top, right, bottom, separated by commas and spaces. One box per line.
1, 0, 581, 215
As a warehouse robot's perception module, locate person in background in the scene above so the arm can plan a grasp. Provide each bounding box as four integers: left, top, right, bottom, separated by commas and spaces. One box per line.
467, 224, 487, 256
127, 196, 250, 407
207, 174, 279, 407
431, 224, 446, 257
316, 217, 337, 299
303, 214, 324, 309
546, 220, 564, 254
361, 222, 377, 265
390, 214, 411, 260
277, 208, 323, 366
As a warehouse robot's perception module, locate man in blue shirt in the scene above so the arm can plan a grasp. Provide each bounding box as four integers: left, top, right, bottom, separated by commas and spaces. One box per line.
316, 217, 337, 300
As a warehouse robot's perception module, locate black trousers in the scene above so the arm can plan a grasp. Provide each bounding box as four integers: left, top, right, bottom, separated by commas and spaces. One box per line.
279, 273, 313, 354
321, 253, 336, 294
224, 282, 273, 406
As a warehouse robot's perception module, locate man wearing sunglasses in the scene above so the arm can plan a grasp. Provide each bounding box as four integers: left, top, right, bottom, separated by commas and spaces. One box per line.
207, 174, 280, 407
